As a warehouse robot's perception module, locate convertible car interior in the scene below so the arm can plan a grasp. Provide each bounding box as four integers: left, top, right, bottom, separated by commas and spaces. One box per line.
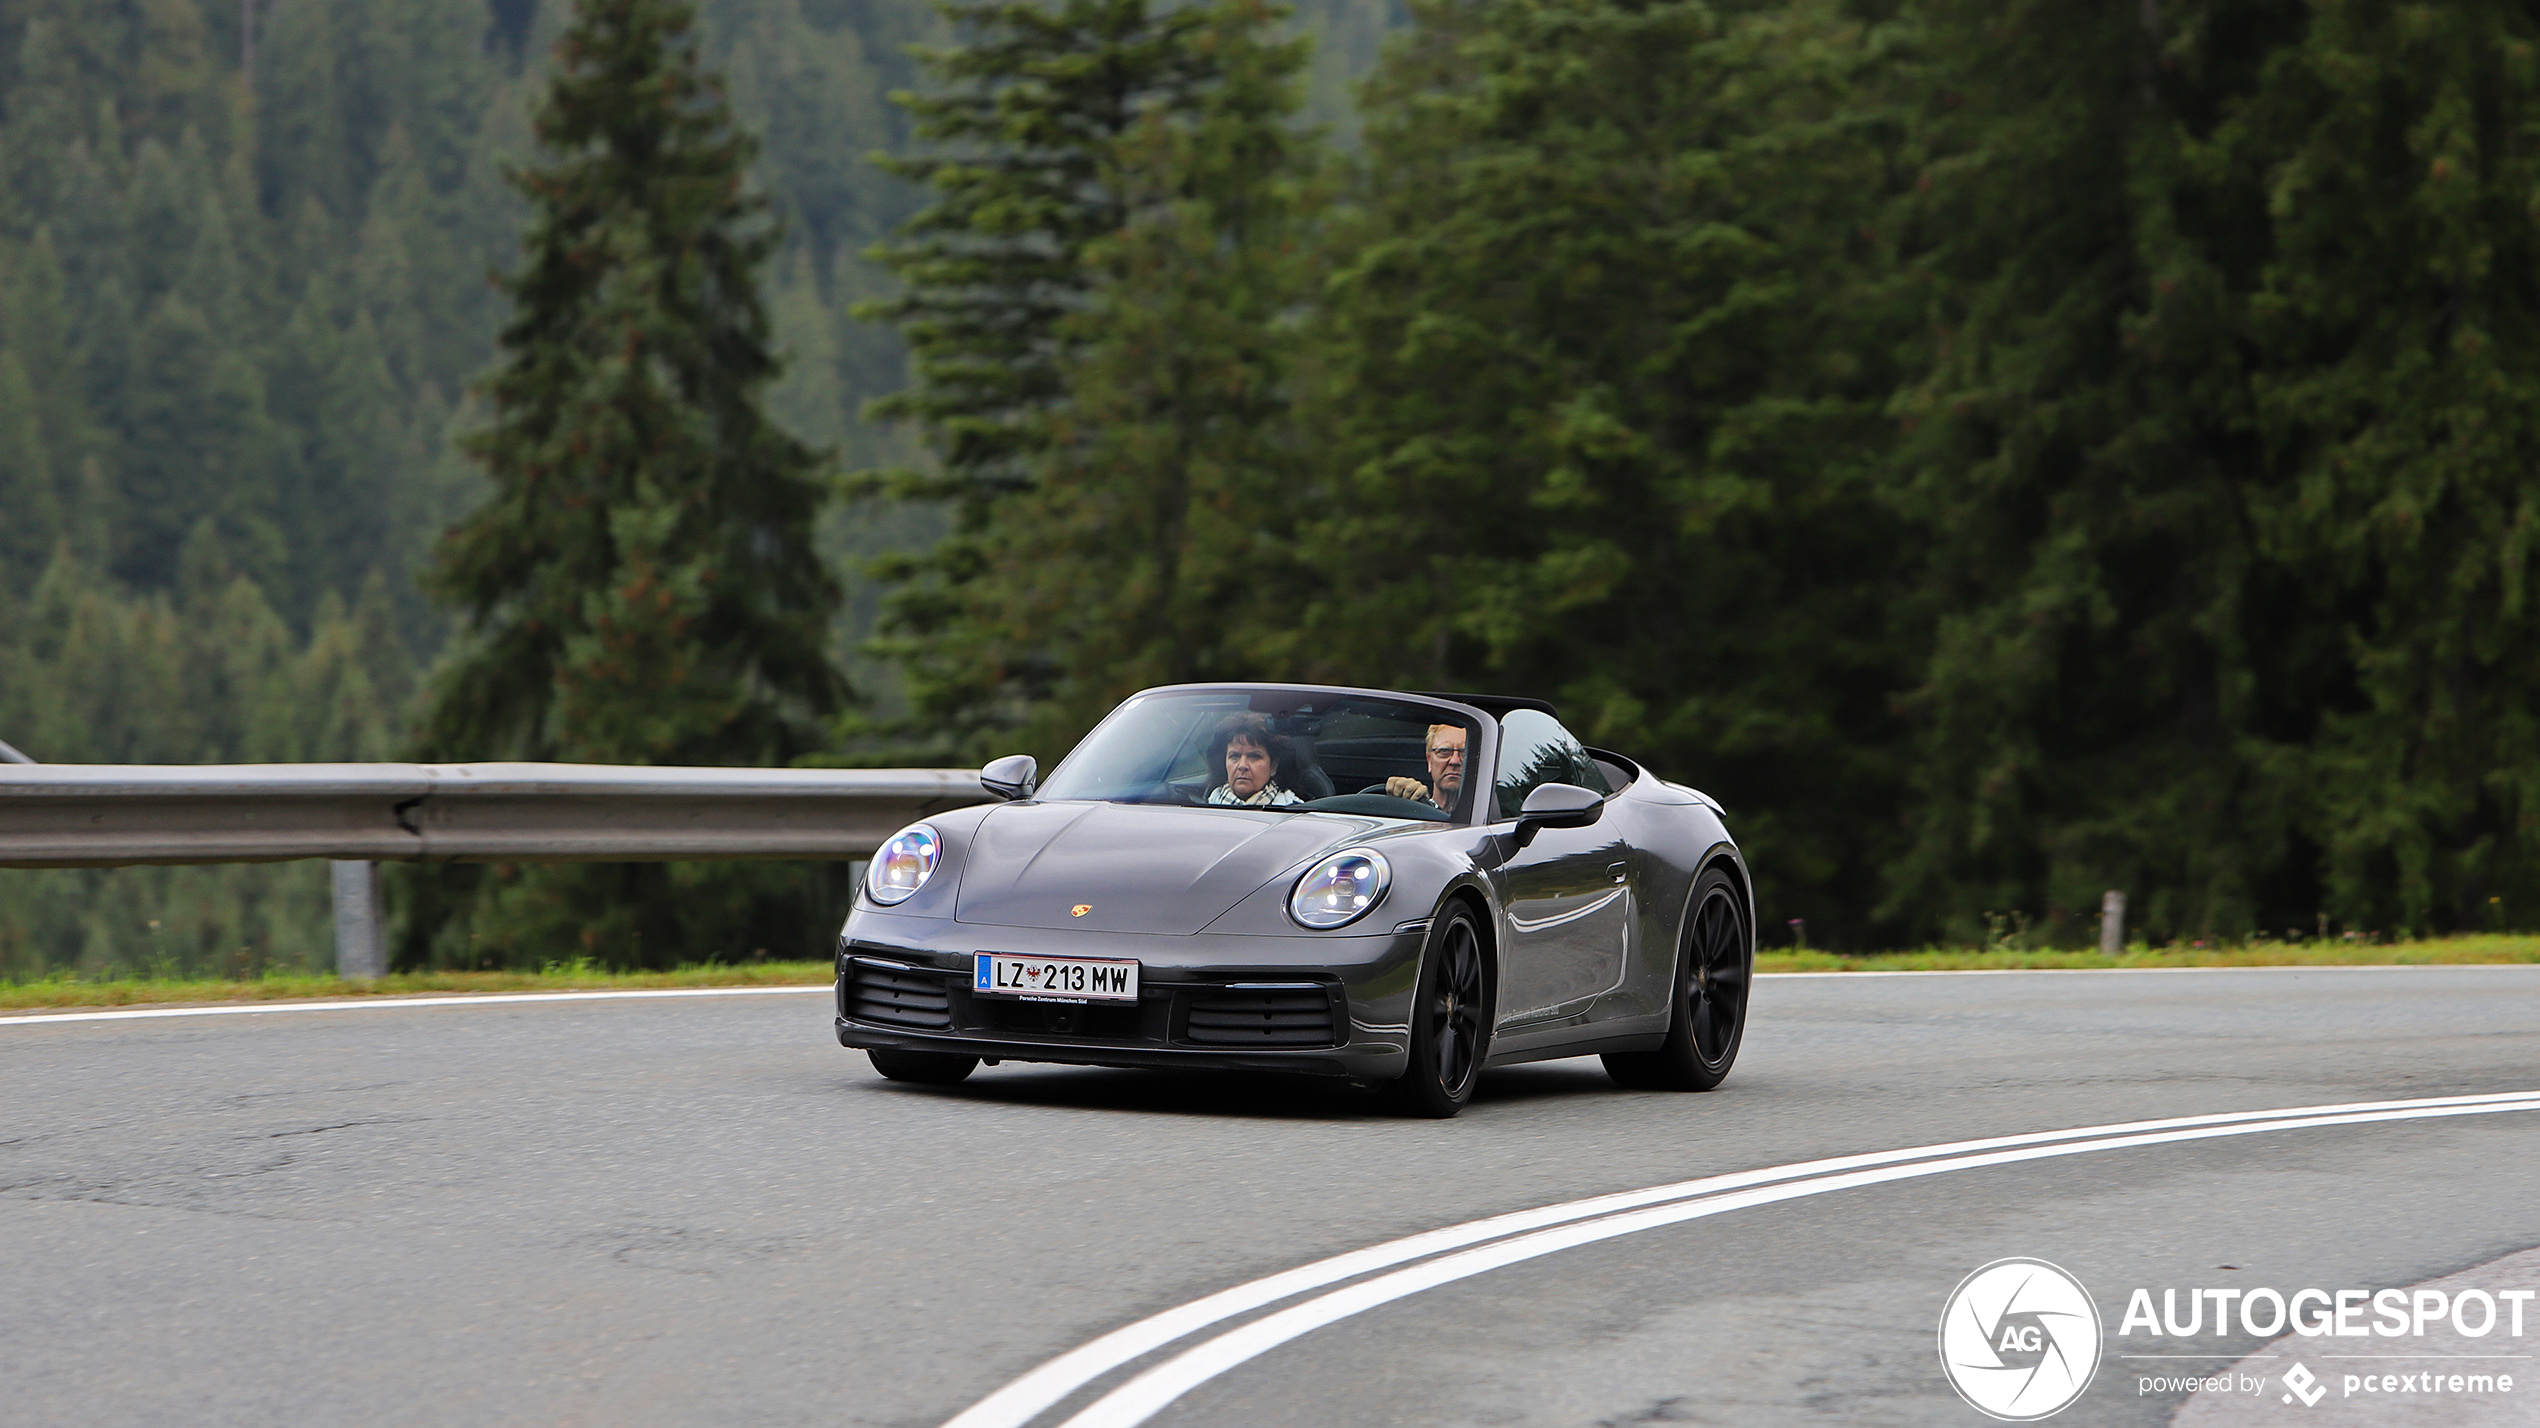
1093, 694, 1472, 821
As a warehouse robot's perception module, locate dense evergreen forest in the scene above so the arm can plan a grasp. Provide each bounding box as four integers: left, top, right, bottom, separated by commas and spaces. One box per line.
3, 0, 2533, 977
0, 0, 1387, 977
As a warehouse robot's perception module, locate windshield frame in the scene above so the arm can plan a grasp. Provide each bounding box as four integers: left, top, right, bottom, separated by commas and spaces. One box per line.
1035, 683, 1502, 827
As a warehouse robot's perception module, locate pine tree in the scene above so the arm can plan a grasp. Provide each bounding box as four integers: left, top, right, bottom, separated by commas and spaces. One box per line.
1879, 0, 2540, 944
252, 0, 361, 230
114, 292, 289, 588
0, 230, 80, 589
875, 0, 1315, 760
0, 0, 937, 977
1015, 0, 1310, 736
420, 0, 842, 767
411, 0, 845, 968
1303, 0, 1916, 944
0, 346, 61, 581
0, 231, 99, 567
1873, 0, 2297, 945
861, 0, 1241, 505
2226, 0, 2540, 934
858, 0, 1302, 756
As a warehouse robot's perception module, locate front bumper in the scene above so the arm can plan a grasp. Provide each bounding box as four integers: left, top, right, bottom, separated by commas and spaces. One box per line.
832, 910, 1430, 1080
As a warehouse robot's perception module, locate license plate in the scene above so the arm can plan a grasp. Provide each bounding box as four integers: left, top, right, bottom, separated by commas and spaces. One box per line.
973, 952, 1140, 1004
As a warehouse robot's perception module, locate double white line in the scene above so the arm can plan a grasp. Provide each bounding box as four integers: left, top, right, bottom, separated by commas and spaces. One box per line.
945, 1089, 2540, 1428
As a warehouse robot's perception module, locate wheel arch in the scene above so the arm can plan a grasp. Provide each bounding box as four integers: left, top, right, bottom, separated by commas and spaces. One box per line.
1438, 879, 1498, 971
1684, 842, 1758, 959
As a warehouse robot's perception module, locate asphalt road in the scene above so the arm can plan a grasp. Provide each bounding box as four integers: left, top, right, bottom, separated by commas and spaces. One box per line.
4, 966, 2537, 1428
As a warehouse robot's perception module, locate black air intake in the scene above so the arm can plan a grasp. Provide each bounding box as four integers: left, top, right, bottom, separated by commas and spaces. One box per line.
1183, 985, 1337, 1047
843, 959, 952, 1030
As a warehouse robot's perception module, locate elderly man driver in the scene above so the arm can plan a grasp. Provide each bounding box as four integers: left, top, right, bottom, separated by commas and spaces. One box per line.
1384, 723, 1468, 814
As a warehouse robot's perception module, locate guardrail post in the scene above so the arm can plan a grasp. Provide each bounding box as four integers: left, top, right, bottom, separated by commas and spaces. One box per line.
2099, 889, 2126, 957
331, 860, 385, 979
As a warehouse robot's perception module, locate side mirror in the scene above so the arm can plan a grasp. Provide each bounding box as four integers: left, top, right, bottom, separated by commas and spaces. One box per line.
980, 753, 1037, 801
1516, 781, 1603, 830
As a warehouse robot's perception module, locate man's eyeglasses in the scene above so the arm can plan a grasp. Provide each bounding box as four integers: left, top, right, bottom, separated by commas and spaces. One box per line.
1426, 746, 1466, 760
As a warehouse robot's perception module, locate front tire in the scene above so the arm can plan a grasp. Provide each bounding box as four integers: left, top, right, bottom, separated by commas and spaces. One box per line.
868, 1049, 980, 1085
1604, 865, 1749, 1091
1386, 903, 1492, 1118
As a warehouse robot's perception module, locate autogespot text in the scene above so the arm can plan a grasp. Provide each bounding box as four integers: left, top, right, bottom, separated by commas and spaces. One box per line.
2120, 1283, 2529, 1403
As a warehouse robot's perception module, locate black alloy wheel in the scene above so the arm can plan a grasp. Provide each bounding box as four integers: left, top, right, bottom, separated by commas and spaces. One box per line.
1388, 904, 1491, 1117
1603, 866, 1750, 1091
868, 1049, 980, 1085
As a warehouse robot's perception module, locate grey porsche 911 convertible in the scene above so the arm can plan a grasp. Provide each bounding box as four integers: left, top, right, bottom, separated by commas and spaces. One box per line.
834, 684, 1752, 1116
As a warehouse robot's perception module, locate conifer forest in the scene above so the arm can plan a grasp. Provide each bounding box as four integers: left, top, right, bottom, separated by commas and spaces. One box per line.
2, 0, 2535, 975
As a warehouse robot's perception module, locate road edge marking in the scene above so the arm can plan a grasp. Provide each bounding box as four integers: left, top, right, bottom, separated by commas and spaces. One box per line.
939, 1090, 2540, 1428
1049, 1097, 2540, 1428
0, 984, 830, 1025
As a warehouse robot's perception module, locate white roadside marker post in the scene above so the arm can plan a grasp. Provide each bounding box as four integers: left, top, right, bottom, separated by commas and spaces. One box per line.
331, 860, 385, 979
2101, 889, 2127, 958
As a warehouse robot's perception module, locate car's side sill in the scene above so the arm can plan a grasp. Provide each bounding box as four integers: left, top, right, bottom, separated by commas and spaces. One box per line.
1483, 1030, 1666, 1067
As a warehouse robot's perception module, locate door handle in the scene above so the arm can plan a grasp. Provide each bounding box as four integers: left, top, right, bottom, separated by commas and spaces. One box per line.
1608, 861, 1629, 886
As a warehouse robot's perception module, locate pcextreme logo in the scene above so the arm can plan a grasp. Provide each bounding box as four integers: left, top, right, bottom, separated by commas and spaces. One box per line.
1938, 1258, 2105, 1421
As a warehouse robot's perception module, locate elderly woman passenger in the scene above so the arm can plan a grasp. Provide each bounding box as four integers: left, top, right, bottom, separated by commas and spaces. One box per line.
1204, 712, 1303, 807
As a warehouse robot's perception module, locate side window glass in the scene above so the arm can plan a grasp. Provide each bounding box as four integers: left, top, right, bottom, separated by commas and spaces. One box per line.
1492, 709, 1609, 819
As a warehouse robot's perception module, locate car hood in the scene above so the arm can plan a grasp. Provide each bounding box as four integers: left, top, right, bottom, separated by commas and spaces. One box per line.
953, 801, 1380, 934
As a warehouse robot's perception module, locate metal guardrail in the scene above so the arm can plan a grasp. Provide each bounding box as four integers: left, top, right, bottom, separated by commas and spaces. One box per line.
0, 762, 991, 868
0, 762, 994, 977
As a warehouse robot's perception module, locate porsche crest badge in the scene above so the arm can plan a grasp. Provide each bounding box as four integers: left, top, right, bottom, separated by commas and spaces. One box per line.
1070, 904, 1091, 917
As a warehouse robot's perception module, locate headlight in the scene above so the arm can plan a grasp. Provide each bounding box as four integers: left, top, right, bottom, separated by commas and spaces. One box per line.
1289, 848, 1390, 929
866, 824, 941, 905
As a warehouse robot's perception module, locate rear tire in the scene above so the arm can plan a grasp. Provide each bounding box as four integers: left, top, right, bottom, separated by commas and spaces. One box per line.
1386, 903, 1492, 1118
868, 1049, 980, 1085
1603, 865, 1749, 1091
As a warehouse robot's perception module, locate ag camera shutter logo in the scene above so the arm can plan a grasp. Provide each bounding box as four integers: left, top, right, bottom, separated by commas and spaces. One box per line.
1939, 1258, 2104, 1420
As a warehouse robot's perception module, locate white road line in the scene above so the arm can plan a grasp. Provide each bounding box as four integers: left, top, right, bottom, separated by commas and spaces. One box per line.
0, 984, 830, 1026
940, 1090, 2540, 1428
1057, 1097, 2540, 1428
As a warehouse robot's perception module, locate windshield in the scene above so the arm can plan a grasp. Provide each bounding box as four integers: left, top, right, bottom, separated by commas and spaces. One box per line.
1037, 689, 1481, 821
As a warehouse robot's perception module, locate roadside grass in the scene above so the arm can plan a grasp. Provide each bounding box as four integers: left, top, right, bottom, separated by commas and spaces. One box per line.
1751, 934, 2540, 975
0, 960, 836, 1012
5, 936, 2537, 1012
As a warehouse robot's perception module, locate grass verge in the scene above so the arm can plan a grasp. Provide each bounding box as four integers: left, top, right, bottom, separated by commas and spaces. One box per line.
4, 937, 2536, 1013
1751, 934, 2540, 975
0, 961, 836, 1012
